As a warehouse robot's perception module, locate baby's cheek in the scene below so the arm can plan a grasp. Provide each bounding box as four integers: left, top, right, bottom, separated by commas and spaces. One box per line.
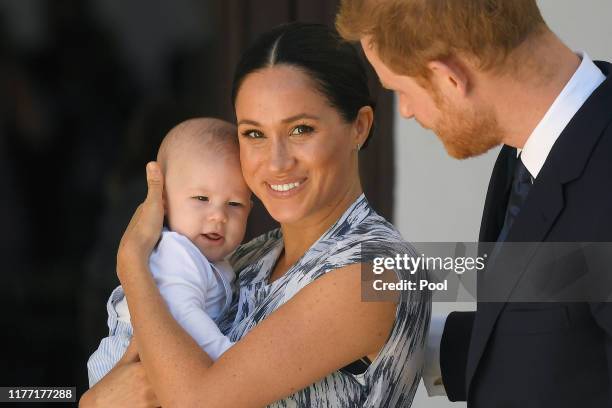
230, 223, 246, 247
233, 212, 249, 239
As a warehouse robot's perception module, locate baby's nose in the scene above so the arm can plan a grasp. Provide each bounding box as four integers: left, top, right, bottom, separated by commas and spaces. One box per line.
207, 205, 228, 223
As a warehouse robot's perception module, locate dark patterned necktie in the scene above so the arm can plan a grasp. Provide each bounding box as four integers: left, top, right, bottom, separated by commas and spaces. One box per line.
497, 155, 533, 242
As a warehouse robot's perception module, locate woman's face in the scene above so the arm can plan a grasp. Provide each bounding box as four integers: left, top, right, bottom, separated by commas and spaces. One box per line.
235, 65, 362, 225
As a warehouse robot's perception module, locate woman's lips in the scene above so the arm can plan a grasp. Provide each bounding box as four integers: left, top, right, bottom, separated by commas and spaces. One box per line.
265, 178, 307, 197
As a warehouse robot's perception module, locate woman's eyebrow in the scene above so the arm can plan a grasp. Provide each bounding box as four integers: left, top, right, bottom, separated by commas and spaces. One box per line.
238, 114, 320, 127
281, 113, 320, 123
237, 119, 261, 126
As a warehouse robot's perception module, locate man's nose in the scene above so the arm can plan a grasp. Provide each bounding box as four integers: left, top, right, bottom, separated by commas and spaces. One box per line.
268, 138, 295, 173
398, 94, 415, 119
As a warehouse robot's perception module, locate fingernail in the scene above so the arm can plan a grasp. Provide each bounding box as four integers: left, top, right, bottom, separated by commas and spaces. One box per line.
146, 162, 157, 175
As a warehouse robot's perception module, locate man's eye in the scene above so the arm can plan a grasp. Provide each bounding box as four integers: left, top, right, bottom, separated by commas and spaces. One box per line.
241, 129, 263, 138
228, 201, 243, 207
193, 196, 209, 202
290, 124, 314, 136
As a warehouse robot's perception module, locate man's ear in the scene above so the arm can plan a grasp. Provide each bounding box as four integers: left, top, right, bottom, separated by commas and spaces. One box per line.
427, 58, 470, 97
353, 105, 375, 149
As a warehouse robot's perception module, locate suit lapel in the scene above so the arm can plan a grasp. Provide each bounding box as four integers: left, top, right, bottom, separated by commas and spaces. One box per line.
466, 61, 612, 394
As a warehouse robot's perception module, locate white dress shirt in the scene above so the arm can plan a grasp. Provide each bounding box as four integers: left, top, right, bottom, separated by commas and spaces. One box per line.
423, 52, 606, 396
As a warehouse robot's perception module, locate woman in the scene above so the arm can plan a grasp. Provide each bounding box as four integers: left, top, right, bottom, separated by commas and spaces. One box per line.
81, 23, 430, 407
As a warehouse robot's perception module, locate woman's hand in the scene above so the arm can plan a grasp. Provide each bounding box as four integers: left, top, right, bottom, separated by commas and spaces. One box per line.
117, 162, 165, 282
79, 337, 160, 408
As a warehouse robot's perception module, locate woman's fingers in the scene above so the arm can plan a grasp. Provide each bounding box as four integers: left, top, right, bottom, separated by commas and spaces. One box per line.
117, 162, 165, 277
145, 162, 164, 210
138, 162, 165, 244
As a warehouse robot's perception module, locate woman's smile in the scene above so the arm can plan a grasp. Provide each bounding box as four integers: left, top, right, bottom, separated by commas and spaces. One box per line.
266, 178, 307, 197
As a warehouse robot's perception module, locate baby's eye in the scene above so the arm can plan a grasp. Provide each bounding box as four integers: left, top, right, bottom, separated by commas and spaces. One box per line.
241, 129, 264, 139
228, 201, 244, 207
290, 124, 314, 136
193, 196, 209, 202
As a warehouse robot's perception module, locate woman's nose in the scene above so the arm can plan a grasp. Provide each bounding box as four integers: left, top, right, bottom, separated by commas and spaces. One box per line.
267, 138, 295, 173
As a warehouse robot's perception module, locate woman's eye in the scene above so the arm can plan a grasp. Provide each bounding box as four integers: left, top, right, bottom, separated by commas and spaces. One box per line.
228, 201, 244, 207
291, 124, 314, 136
241, 129, 263, 139
193, 196, 209, 202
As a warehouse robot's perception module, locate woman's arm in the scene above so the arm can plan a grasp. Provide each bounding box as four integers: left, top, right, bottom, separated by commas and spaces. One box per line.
128, 264, 396, 407
117, 163, 397, 407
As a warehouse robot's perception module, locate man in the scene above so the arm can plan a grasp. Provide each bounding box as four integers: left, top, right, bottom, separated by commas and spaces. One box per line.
337, 1, 612, 407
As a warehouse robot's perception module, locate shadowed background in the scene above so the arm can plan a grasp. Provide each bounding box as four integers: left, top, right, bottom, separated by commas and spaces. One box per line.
0, 0, 393, 403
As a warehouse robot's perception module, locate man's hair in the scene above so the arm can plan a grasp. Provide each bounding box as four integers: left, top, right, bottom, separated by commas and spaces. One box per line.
336, 0, 547, 78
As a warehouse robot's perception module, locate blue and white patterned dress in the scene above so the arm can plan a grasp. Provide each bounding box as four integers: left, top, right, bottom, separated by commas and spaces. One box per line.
218, 194, 431, 407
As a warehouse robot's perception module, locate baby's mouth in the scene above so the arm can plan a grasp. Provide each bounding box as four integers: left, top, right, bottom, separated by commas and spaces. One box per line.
203, 233, 223, 241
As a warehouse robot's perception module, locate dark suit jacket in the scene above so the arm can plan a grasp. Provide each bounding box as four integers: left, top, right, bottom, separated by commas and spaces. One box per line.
440, 61, 612, 407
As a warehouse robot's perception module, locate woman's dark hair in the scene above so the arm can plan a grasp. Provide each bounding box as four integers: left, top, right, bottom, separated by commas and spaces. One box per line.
231, 22, 376, 148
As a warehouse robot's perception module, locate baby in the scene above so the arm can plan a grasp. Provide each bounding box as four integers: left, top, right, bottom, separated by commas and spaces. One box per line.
87, 118, 251, 386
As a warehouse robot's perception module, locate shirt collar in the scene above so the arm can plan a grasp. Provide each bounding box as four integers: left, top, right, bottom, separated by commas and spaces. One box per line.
520, 52, 606, 178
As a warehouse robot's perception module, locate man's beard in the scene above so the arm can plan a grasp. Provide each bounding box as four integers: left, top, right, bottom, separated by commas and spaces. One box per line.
432, 93, 504, 159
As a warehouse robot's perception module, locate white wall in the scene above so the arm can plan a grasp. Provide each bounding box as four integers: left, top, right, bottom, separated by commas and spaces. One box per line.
393, 1, 612, 407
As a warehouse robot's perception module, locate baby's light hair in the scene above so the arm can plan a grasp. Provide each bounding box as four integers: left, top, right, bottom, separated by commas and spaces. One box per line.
157, 117, 238, 174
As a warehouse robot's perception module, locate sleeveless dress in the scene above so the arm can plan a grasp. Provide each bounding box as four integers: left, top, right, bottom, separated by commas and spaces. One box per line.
218, 194, 431, 407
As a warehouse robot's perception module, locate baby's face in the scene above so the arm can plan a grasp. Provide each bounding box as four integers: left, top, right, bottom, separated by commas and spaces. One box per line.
164, 151, 251, 262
